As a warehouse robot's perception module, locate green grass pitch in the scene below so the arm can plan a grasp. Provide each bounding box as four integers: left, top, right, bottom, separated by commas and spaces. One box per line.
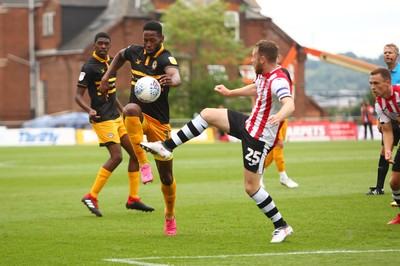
1, 141, 399, 265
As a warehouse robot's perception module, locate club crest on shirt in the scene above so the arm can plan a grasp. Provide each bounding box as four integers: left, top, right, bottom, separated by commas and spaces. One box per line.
152, 60, 157, 70
168, 57, 177, 65
79, 72, 86, 81
135, 59, 141, 65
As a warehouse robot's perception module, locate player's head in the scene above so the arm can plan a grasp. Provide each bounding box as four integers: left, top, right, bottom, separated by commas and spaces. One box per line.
252, 40, 279, 75
143, 21, 164, 56
143, 21, 162, 35
370, 67, 392, 98
93, 32, 111, 59
383, 43, 399, 66
94, 32, 111, 43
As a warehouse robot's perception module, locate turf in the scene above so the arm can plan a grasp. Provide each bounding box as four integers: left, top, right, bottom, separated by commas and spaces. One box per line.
1, 141, 399, 265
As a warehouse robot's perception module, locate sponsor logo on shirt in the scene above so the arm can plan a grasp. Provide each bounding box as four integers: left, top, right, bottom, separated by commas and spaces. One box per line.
79, 72, 86, 81
168, 57, 177, 65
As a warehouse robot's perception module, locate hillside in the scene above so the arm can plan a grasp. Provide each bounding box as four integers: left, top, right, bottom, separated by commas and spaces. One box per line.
304, 53, 385, 109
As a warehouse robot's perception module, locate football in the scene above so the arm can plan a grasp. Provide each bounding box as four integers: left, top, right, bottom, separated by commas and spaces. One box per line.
134, 76, 161, 103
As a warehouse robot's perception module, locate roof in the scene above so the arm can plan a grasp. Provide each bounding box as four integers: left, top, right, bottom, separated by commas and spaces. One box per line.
59, 0, 150, 52
242, 0, 269, 20
0, 0, 108, 7
60, 5, 108, 47
27, 0, 270, 55
58, 0, 108, 7
0, 0, 42, 7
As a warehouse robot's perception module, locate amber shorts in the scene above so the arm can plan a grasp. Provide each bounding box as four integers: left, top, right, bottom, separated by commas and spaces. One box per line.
142, 113, 172, 161
91, 116, 127, 146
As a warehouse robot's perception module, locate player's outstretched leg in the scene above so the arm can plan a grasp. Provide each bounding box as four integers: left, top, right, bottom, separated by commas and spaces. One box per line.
141, 114, 209, 159
140, 141, 172, 160
271, 225, 294, 243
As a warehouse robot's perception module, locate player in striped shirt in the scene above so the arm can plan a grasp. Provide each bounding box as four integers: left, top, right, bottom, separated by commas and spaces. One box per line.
140, 40, 295, 242
370, 67, 400, 224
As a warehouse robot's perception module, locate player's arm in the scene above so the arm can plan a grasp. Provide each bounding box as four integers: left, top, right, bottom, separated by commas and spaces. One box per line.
214, 83, 257, 97
74, 86, 100, 120
116, 97, 124, 114
381, 121, 395, 163
268, 96, 295, 125
99, 48, 127, 95
160, 66, 181, 87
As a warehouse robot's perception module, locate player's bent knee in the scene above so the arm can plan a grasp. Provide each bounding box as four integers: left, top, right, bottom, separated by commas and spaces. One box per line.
199, 108, 212, 118
200, 108, 221, 123
123, 103, 142, 117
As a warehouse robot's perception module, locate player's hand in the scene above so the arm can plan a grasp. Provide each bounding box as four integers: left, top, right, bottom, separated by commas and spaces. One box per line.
159, 74, 172, 86
89, 109, 101, 120
385, 150, 395, 164
377, 123, 382, 133
267, 114, 281, 125
214, 85, 230, 96
98, 79, 110, 101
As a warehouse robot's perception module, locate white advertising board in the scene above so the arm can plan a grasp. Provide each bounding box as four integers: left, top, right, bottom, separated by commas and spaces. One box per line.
0, 128, 76, 146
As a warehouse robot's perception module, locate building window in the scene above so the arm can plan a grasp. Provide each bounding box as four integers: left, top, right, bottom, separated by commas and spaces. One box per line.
42, 12, 55, 36
224, 11, 239, 41
207, 65, 228, 82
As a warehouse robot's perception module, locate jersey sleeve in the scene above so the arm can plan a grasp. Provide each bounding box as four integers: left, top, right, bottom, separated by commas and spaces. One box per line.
375, 100, 391, 124
161, 52, 179, 70
271, 78, 292, 100
77, 63, 92, 88
123, 45, 134, 61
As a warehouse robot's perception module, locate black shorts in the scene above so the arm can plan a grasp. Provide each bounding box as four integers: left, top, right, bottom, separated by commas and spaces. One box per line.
227, 110, 272, 173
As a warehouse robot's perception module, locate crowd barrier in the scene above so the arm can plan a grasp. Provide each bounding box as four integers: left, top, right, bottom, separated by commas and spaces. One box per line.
0, 121, 380, 146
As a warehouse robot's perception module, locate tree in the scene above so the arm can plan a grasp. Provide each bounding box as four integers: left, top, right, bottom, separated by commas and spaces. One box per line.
162, 0, 251, 117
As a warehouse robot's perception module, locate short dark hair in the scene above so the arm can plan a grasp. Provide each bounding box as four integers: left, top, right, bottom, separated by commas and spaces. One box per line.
143, 21, 162, 35
371, 67, 391, 82
94, 32, 111, 43
255, 40, 279, 63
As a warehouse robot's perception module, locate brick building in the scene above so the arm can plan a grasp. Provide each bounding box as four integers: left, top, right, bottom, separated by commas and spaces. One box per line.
0, 0, 325, 127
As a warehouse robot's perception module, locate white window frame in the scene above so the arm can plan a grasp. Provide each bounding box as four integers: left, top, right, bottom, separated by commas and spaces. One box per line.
207, 64, 228, 81
42, 11, 55, 37
224, 11, 239, 41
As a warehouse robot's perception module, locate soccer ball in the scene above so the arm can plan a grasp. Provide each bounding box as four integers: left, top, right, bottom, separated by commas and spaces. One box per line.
134, 76, 161, 103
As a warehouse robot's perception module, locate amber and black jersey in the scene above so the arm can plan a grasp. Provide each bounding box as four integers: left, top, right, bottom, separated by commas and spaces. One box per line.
77, 53, 119, 123
124, 44, 179, 124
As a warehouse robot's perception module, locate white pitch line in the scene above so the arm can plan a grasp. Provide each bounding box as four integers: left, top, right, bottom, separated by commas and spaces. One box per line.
104, 249, 400, 265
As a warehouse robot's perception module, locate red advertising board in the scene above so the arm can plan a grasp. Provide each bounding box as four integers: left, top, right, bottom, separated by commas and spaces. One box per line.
286, 121, 358, 141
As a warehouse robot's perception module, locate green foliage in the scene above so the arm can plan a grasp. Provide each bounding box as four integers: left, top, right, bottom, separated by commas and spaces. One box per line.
161, 0, 250, 117
169, 76, 251, 117
305, 59, 370, 92
163, 0, 247, 67
1, 141, 399, 265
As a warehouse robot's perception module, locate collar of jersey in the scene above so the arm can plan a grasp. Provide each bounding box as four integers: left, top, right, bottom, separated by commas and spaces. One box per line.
92, 51, 110, 67
144, 43, 165, 58
262, 65, 281, 79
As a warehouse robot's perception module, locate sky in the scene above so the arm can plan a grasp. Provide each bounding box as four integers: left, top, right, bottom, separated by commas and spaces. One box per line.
255, 0, 399, 59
